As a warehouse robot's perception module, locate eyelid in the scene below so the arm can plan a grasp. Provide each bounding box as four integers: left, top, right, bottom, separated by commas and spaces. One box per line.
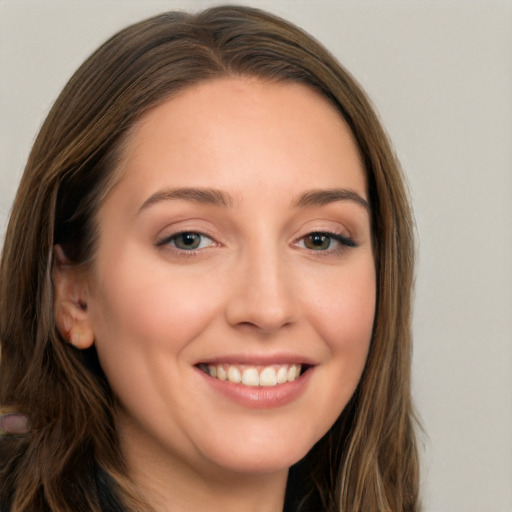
293, 230, 357, 252
155, 230, 218, 251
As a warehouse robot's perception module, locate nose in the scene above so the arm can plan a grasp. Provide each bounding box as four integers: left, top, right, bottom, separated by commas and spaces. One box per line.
224, 246, 298, 335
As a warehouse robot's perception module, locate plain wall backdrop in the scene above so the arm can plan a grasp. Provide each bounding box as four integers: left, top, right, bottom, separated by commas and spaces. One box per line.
1, 1, 511, 511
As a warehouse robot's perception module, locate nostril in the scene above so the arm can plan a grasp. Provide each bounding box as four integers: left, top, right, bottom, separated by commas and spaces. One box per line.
233, 318, 295, 336
224, 272, 297, 333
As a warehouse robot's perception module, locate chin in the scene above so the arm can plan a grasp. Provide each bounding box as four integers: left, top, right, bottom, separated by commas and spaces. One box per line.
199, 431, 317, 476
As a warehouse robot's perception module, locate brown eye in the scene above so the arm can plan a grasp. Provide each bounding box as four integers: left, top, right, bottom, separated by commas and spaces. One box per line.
304, 233, 332, 250
299, 231, 356, 252
166, 232, 213, 250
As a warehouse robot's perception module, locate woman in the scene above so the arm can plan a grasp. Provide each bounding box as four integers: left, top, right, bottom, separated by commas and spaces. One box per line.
0, 5, 419, 512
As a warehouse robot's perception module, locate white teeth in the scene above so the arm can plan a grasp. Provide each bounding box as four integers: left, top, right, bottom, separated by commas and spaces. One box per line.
287, 365, 299, 381
259, 367, 277, 386
203, 363, 302, 387
217, 365, 227, 381
241, 368, 259, 386
276, 366, 287, 384
227, 366, 241, 383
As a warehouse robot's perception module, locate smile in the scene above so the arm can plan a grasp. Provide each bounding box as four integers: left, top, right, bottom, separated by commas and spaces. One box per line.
197, 363, 303, 387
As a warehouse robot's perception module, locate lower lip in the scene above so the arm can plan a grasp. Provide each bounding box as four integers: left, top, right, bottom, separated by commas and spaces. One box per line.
196, 367, 314, 409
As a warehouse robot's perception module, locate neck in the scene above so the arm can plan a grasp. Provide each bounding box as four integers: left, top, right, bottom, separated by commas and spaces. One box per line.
135, 466, 288, 512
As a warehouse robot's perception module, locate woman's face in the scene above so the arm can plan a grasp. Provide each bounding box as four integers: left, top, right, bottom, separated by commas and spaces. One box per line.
84, 78, 375, 479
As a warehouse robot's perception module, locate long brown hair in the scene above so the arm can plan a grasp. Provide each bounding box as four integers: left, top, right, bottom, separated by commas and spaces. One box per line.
0, 6, 418, 511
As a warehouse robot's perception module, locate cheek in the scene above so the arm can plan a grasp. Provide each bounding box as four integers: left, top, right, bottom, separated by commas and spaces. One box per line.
303, 257, 374, 361
93, 244, 219, 323
303, 259, 375, 427
307, 261, 376, 354
86, 252, 224, 381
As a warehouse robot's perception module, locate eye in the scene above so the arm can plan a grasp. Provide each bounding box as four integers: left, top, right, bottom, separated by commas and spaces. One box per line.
160, 232, 214, 251
299, 231, 355, 251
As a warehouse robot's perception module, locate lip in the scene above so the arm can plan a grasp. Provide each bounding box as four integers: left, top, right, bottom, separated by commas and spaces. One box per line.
194, 352, 318, 367
195, 363, 315, 410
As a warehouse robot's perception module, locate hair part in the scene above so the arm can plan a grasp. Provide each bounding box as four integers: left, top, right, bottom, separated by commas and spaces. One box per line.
0, 6, 419, 511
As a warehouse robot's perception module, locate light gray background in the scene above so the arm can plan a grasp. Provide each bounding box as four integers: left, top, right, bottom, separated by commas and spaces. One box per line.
1, 1, 511, 511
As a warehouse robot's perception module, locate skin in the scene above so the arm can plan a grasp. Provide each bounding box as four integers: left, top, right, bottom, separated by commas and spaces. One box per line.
54, 77, 376, 512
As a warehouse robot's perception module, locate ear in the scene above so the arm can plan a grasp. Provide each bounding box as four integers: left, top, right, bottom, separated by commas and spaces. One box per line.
52, 245, 95, 349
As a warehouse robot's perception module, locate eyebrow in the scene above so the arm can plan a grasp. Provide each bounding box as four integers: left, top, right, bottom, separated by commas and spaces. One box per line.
138, 187, 236, 213
293, 188, 370, 211
138, 186, 369, 214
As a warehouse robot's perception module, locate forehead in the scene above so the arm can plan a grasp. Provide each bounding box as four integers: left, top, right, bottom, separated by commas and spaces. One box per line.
111, 77, 366, 205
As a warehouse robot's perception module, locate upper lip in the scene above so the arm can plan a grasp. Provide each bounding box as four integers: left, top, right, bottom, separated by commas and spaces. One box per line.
194, 353, 318, 366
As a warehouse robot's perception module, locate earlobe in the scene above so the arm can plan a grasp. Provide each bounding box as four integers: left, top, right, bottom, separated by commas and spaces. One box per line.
53, 245, 95, 349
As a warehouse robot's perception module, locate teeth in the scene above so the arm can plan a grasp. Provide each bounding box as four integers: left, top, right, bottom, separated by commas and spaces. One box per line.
217, 365, 227, 381
241, 368, 259, 386
227, 366, 242, 383
202, 363, 302, 387
287, 365, 299, 381
259, 367, 277, 386
276, 366, 287, 384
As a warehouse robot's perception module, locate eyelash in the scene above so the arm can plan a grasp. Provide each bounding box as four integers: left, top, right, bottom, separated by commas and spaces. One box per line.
156, 229, 356, 258
156, 231, 215, 253
295, 231, 356, 254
